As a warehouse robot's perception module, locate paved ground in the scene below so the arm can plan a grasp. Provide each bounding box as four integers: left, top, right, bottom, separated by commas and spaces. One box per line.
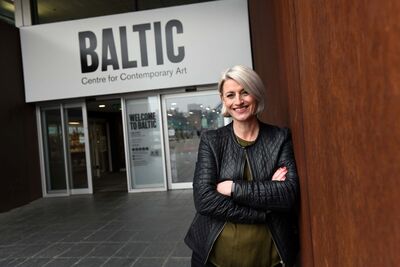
0, 190, 195, 267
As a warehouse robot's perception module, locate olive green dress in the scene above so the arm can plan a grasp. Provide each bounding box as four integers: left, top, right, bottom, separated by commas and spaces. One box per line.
209, 136, 281, 267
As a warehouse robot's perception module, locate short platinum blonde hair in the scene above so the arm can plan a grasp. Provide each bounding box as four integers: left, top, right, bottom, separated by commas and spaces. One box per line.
218, 65, 265, 117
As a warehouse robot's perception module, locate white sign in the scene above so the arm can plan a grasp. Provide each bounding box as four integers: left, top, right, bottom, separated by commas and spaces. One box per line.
126, 97, 164, 189
20, 0, 252, 102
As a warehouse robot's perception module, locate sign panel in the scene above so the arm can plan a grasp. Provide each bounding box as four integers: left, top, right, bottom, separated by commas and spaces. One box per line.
20, 0, 252, 102
126, 97, 164, 189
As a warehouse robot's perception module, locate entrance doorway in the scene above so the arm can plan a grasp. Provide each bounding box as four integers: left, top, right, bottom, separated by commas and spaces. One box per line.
86, 99, 127, 193
37, 89, 225, 196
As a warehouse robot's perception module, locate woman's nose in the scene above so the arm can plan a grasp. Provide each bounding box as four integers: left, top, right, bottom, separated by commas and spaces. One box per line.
234, 94, 243, 104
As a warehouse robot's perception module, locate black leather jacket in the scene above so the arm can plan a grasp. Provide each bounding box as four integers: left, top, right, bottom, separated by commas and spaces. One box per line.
185, 121, 300, 266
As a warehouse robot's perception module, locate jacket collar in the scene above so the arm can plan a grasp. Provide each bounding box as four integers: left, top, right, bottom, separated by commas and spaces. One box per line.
226, 119, 264, 147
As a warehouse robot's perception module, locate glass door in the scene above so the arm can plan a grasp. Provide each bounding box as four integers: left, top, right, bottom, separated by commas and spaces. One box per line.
41, 107, 68, 195
64, 104, 92, 194
162, 91, 224, 189
39, 103, 92, 196
123, 95, 167, 192
89, 120, 110, 179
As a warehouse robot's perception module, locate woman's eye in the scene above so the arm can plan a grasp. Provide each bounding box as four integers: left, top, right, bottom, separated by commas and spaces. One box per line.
225, 94, 234, 98
241, 91, 249, 96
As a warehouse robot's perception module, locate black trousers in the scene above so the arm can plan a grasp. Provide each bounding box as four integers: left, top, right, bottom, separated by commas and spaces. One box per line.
191, 252, 216, 267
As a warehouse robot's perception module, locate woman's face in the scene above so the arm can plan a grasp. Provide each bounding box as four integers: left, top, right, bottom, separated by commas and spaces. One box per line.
221, 79, 257, 122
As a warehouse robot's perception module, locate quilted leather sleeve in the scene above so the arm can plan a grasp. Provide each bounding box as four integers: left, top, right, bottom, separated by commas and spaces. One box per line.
233, 128, 299, 212
193, 131, 268, 224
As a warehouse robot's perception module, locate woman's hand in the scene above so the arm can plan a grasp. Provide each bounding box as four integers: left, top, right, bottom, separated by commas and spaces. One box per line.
272, 167, 288, 181
217, 180, 233, 196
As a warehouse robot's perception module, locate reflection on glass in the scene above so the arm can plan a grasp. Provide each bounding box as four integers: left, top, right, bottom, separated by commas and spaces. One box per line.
33, 0, 214, 24
41, 109, 67, 192
65, 108, 88, 189
166, 93, 223, 184
89, 122, 110, 179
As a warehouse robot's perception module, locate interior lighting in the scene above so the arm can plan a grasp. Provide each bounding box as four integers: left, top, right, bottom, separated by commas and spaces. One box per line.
68, 121, 80, 125
99, 104, 106, 108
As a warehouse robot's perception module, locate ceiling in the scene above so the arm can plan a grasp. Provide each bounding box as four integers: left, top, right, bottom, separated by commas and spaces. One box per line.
86, 98, 121, 113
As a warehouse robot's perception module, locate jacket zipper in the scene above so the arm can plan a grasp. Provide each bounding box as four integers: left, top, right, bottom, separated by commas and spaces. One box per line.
239, 147, 246, 179
204, 147, 245, 264
247, 148, 284, 265
244, 148, 253, 180
269, 224, 285, 266
204, 222, 226, 264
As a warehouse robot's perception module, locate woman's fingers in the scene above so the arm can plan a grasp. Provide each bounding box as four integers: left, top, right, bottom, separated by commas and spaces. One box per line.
217, 180, 233, 196
272, 167, 288, 181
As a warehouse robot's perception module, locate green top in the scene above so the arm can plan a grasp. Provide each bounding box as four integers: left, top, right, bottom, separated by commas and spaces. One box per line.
209, 136, 281, 267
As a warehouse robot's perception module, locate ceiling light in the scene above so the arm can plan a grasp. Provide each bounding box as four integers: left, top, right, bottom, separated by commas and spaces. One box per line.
99, 104, 106, 108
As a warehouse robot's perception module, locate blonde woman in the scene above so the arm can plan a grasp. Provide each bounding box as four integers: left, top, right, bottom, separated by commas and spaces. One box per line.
185, 65, 299, 267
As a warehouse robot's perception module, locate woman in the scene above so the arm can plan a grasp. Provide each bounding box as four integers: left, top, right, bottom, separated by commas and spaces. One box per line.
185, 65, 300, 267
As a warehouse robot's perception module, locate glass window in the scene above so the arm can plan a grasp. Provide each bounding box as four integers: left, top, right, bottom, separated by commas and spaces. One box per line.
164, 91, 223, 187
32, 0, 215, 24
0, 0, 15, 25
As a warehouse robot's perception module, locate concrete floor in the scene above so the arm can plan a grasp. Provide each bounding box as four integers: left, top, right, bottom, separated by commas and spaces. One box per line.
0, 190, 195, 267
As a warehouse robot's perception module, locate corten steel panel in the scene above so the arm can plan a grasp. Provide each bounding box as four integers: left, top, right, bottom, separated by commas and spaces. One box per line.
292, 0, 400, 266
248, 0, 289, 127
249, 0, 400, 265
272, 1, 314, 266
0, 20, 42, 213
248, 1, 313, 266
